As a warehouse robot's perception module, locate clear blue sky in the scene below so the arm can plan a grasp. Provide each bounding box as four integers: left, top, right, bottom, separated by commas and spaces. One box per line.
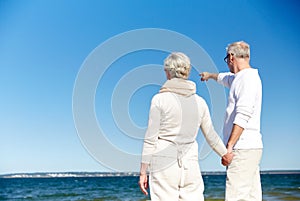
1, 0, 299, 174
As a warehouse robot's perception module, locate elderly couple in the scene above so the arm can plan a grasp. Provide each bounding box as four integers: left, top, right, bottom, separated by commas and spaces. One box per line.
138, 41, 263, 201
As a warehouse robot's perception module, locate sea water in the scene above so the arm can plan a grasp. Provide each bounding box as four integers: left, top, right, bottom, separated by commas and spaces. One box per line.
0, 172, 299, 201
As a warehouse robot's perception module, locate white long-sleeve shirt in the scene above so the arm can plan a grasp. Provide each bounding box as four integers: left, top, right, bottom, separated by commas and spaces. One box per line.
141, 78, 227, 165
217, 68, 263, 149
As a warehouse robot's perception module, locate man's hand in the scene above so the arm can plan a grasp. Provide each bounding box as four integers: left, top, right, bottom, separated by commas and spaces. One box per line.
200, 72, 218, 81
200, 72, 210, 81
139, 173, 148, 196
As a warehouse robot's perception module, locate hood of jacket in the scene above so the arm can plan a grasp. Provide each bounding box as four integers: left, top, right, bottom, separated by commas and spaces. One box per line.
159, 78, 196, 97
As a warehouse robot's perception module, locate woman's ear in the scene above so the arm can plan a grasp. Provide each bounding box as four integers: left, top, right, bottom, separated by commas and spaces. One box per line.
165, 70, 171, 80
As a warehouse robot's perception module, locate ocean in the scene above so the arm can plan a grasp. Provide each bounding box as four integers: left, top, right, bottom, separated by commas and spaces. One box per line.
0, 172, 299, 201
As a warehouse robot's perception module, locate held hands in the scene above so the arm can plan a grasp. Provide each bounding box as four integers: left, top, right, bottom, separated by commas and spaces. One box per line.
222, 148, 234, 166
138, 173, 149, 196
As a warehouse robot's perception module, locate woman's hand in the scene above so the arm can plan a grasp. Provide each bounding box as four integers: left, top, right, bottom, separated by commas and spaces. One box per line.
139, 173, 149, 195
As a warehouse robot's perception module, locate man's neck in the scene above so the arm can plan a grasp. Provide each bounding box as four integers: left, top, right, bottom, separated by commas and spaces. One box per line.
235, 61, 251, 73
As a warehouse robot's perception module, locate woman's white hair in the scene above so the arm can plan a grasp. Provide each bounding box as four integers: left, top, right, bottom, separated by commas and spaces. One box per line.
226, 41, 250, 59
164, 52, 191, 79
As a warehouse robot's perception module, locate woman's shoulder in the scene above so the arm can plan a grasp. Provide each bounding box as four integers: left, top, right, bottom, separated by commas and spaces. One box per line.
151, 92, 173, 103
193, 94, 210, 110
194, 94, 206, 102
152, 91, 171, 99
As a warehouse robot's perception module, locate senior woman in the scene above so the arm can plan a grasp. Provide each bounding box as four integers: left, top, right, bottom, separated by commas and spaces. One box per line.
138, 52, 233, 201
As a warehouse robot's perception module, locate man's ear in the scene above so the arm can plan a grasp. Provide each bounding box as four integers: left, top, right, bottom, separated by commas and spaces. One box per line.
229, 54, 234, 63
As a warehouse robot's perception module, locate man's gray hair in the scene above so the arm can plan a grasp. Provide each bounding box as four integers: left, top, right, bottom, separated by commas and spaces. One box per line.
164, 52, 191, 79
226, 41, 250, 59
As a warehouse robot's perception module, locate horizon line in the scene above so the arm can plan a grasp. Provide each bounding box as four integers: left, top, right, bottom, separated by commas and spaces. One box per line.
1, 169, 300, 178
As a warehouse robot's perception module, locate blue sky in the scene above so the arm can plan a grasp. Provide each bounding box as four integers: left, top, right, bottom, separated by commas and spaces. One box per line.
0, 0, 299, 174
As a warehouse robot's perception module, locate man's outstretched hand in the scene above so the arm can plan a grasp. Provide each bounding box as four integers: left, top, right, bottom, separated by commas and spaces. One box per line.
200, 72, 210, 81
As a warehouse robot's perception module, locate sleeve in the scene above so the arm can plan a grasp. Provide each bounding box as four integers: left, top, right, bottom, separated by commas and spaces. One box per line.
217, 72, 235, 88
233, 76, 256, 128
199, 99, 227, 157
141, 95, 161, 164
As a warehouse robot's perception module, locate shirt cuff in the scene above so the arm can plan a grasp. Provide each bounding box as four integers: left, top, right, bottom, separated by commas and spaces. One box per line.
141, 155, 151, 164
233, 113, 249, 129
217, 73, 223, 84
